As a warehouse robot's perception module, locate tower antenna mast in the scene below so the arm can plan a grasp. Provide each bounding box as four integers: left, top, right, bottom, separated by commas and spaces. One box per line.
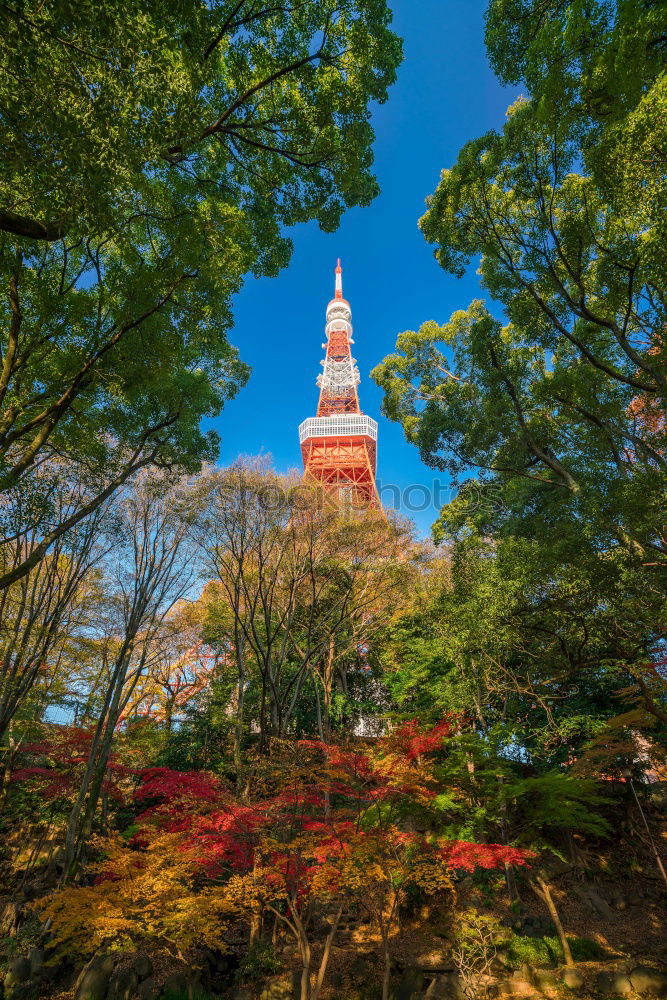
298, 261, 380, 509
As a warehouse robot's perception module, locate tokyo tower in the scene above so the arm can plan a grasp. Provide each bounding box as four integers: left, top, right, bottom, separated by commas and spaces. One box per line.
298, 260, 379, 509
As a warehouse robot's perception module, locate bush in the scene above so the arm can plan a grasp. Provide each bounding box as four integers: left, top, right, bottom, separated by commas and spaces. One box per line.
506, 934, 606, 968
569, 937, 607, 962
234, 939, 283, 984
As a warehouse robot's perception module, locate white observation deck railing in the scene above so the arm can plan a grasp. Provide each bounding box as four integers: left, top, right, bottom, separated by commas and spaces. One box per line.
298, 414, 378, 445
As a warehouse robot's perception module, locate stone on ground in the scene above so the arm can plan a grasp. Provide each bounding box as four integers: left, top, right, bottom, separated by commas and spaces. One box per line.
75, 953, 115, 1000
629, 966, 667, 996
561, 967, 585, 989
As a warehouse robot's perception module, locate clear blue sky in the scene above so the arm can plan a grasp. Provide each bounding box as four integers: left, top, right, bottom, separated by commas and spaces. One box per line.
209, 0, 518, 535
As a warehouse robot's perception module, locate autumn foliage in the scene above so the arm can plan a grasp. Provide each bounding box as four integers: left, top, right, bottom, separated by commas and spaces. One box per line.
36, 719, 531, 994
12, 726, 133, 805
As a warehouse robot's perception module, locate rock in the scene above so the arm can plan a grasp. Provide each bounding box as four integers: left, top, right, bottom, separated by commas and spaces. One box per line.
161, 971, 198, 998
137, 977, 159, 1000
0, 901, 24, 936
28, 948, 45, 978
35, 946, 62, 986
596, 971, 633, 995
424, 972, 464, 999
107, 966, 139, 1000
532, 968, 559, 992
5, 985, 41, 1000
132, 955, 153, 981
561, 968, 584, 990
498, 976, 539, 998
394, 967, 424, 999
630, 966, 667, 996
572, 885, 615, 920
547, 859, 573, 877
258, 971, 299, 1000
4, 958, 40, 1000
6, 957, 31, 986
75, 953, 116, 1000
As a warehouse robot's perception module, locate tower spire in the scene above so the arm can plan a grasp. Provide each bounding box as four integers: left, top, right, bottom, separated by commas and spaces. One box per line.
335, 257, 343, 299
298, 263, 379, 510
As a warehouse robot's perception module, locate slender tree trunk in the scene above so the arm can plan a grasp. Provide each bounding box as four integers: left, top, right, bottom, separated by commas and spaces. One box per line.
164, 699, 174, 733
299, 937, 311, 1000
311, 903, 343, 1000
270, 692, 281, 740
291, 914, 311, 1000
322, 635, 335, 742
286, 901, 312, 1000
249, 908, 261, 948
233, 633, 246, 779
379, 891, 399, 1000
530, 877, 574, 967
0, 720, 17, 812
504, 862, 519, 906
314, 674, 324, 742
19, 820, 51, 887
381, 928, 392, 1000
63, 646, 132, 879
249, 853, 262, 946
259, 670, 268, 751
497, 774, 520, 906
629, 778, 667, 888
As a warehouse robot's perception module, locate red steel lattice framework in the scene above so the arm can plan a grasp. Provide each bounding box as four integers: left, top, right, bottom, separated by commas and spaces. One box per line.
299, 261, 379, 509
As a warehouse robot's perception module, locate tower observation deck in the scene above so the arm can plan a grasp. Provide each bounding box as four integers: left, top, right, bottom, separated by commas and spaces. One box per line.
298, 261, 379, 508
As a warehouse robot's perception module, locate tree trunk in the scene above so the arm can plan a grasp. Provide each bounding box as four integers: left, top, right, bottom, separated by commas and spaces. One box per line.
0, 720, 17, 812
249, 853, 262, 946
249, 907, 261, 947
381, 930, 392, 1000
299, 953, 311, 1000
629, 778, 667, 889
314, 674, 324, 742
504, 861, 520, 906
164, 698, 174, 733
297, 930, 311, 1000
311, 903, 343, 1000
63, 644, 133, 879
530, 877, 574, 967
233, 633, 246, 779
285, 901, 312, 1000
497, 774, 520, 906
322, 634, 335, 742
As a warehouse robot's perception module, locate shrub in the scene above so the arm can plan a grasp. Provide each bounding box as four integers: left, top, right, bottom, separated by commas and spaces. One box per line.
506, 934, 606, 968
234, 939, 283, 984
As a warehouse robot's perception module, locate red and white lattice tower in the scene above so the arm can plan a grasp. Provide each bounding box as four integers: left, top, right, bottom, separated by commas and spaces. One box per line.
298, 260, 379, 509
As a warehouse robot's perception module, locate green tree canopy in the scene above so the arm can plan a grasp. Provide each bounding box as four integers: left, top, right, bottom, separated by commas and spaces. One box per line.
373, 0, 666, 751
373, 0, 665, 566
0, 0, 402, 586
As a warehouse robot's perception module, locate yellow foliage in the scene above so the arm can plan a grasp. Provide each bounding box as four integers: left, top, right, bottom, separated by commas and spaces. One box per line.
36, 833, 237, 958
